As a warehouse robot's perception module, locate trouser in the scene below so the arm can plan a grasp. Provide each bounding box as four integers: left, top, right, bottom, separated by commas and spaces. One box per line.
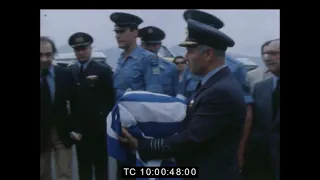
76, 133, 107, 180
40, 127, 72, 180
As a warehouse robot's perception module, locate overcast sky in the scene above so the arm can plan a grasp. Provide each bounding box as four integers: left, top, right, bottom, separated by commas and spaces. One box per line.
40, 9, 279, 56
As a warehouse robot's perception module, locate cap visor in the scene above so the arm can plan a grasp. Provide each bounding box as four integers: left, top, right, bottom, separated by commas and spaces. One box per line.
178, 40, 198, 47
71, 43, 90, 48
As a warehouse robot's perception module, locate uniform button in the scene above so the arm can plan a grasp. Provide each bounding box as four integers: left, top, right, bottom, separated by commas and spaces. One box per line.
100, 112, 103, 115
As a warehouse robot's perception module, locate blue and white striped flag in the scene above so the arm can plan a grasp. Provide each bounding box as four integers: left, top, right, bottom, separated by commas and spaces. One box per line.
107, 91, 187, 180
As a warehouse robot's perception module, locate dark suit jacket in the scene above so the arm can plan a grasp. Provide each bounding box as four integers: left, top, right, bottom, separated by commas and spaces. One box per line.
139, 67, 247, 180
40, 66, 76, 152
70, 61, 115, 137
243, 78, 280, 180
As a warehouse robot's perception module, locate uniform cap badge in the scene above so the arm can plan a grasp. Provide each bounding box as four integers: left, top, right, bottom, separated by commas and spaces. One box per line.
148, 28, 153, 34
75, 37, 84, 43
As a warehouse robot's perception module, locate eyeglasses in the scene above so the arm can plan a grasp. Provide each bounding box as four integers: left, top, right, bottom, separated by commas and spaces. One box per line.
175, 61, 186, 65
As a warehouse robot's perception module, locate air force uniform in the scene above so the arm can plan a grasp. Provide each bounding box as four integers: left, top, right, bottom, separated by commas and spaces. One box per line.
177, 9, 224, 103
139, 26, 179, 96
138, 19, 246, 180
178, 9, 253, 104
110, 12, 171, 99
68, 32, 115, 180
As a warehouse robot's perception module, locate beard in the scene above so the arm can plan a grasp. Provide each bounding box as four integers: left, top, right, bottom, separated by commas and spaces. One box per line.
40, 60, 52, 70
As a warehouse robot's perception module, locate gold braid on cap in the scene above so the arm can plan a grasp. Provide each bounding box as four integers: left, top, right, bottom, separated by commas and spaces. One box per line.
180, 28, 197, 45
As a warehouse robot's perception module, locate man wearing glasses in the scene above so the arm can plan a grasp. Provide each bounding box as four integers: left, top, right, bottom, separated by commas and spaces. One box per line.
173, 56, 187, 82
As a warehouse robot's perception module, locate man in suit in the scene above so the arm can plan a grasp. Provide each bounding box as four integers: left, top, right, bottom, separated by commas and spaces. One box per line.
68, 32, 116, 180
180, 9, 254, 171
242, 38, 280, 180
120, 19, 247, 180
246, 39, 275, 93
40, 36, 75, 180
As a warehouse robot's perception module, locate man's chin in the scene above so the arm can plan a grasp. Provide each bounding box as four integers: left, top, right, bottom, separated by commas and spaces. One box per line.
40, 62, 51, 70
117, 43, 126, 49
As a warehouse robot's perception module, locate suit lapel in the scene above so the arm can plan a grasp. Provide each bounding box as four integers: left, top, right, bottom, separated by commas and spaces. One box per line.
194, 67, 230, 100
83, 60, 94, 77
53, 67, 61, 105
71, 64, 79, 83
188, 67, 230, 116
261, 78, 274, 128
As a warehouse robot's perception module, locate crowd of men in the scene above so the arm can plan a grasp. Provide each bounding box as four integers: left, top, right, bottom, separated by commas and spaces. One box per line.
40, 9, 280, 180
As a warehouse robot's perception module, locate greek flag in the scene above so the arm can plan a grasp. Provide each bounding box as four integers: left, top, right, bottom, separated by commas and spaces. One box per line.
107, 91, 187, 180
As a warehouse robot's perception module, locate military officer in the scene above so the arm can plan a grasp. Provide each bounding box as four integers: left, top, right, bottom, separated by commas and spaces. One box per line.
110, 12, 167, 99
179, 9, 254, 170
68, 32, 115, 180
120, 19, 246, 180
139, 26, 179, 96
177, 9, 224, 103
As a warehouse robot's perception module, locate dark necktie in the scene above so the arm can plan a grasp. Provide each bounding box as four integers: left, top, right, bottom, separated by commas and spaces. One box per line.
79, 64, 84, 80
40, 70, 52, 118
272, 79, 280, 119
195, 81, 202, 91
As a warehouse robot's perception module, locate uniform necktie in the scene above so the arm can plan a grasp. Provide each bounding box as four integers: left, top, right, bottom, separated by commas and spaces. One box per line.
79, 64, 84, 80
195, 81, 202, 91
272, 79, 280, 119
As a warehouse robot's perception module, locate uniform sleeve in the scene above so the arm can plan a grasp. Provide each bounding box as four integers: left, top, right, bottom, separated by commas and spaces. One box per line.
138, 88, 236, 161
65, 68, 80, 133
139, 55, 155, 91
100, 66, 116, 116
235, 65, 253, 104
141, 55, 159, 91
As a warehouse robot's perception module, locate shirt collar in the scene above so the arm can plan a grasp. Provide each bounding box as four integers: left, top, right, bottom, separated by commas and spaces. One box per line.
120, 46, 141, 60
40, 65, 55, 77
77, 59, 92, 69
272, 75, 279, 90
201, 65, 227, 85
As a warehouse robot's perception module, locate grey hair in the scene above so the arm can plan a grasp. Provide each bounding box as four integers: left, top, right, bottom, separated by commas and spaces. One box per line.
197, 45, 225, 59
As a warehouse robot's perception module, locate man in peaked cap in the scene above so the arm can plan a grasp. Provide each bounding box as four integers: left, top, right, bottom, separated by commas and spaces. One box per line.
110, 12, 143, 49
180, 10, 255, 170
183, 9, 224, 29
120, 19, 247, 180
139, 26, 165, 53
139, 26, 179, 97
110, 12, 169, 100
68, 32, 93, 49
68, 32, 115, 180
177, 9, 225, 103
